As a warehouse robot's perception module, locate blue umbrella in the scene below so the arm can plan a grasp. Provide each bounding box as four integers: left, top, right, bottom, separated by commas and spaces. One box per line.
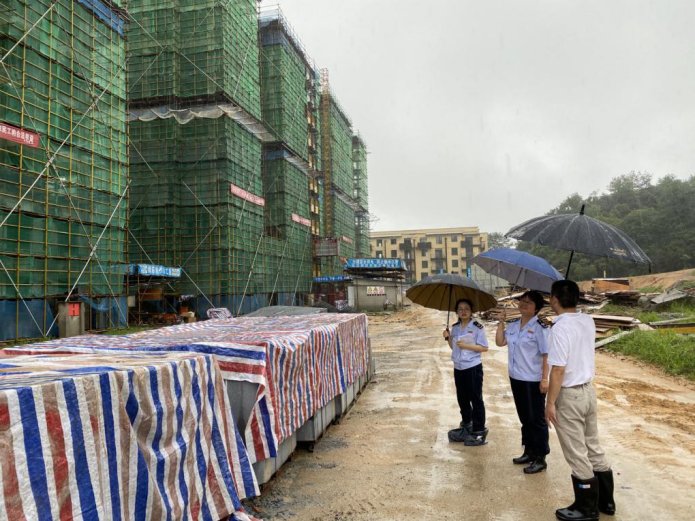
472, 247, 563, 293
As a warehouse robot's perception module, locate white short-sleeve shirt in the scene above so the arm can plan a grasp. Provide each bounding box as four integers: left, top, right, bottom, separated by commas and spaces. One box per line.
547, 312, 595, 387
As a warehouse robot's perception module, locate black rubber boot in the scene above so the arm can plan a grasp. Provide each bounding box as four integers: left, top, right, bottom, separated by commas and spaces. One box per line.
513, 451, 531, 465
459, 421, 472, 435
595, 469, 616, 515
448, 421, 473, 442
523, 455, 547, 474
447, 428, 467, 442
555, 475, 599, 521
463, 428, 488, 446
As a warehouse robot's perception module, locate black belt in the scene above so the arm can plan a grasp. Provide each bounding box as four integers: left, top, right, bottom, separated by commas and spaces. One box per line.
564, 381, 591, 389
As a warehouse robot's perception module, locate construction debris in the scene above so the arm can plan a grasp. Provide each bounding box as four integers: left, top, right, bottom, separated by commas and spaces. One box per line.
651, 289, 690, 306
594, 330, 635, 349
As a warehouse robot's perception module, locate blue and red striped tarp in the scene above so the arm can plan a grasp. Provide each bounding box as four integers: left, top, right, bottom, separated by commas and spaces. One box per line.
0, 351, 259, 520
5, 313, 370, 469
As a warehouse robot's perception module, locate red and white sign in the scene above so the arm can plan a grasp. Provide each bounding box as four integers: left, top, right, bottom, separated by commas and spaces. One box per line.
230, 183, 265, 206
0, 122, 40, 148
341, 235, 353, 244
291, 213, 311, 227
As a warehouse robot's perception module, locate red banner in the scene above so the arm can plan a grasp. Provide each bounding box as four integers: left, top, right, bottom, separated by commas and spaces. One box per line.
230, 183, 265, 206
291, 213, 311, 227
0, 122, 40, 148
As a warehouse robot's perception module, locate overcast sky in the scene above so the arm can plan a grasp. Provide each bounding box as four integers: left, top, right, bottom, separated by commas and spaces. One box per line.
260, 0, 695, 234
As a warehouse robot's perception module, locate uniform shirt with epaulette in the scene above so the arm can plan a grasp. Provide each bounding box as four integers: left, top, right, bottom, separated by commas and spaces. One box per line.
504, 315, 550, 381
450, 319, 488, 370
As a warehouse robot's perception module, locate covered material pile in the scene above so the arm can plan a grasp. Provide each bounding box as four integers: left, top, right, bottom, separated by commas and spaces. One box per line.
5, 313, 369, 484
0, 351, 257, 520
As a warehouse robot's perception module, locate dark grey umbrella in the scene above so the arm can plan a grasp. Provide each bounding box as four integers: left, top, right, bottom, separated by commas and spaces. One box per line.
505, 204, 651, 278
405, 273, 497, 328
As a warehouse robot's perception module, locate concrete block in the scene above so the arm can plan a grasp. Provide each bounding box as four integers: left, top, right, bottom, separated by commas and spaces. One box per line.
334, 392, 349, 417
322, 399, 336, 430
297, 400, 337, 442
297, 406, 324, 442
225, 380, 260, 441
274, 432, 297, 473
252, 432, 297, 485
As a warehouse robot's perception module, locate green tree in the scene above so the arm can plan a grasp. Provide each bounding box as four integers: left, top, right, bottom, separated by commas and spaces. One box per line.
514, 173, 695, 280
487, 232, 513, 250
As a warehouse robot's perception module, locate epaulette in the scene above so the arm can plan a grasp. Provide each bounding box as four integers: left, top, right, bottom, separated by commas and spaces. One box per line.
538, 317, 552, 328
473, 320, 484, 329
509, 318, 521, 323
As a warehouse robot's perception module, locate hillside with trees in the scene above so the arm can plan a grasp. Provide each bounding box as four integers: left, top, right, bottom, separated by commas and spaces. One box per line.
511, 173, 695, 281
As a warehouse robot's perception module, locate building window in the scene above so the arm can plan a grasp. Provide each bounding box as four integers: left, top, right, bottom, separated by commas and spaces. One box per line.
435, 249, 443, 258
421, 272, 429, 280
377, 239, 382, 247
422, 260, 428, 268
390, 238, 397, 245
452, 271, 458, 274
451, 235, 458, 241
436, 236, 443, 244
451, 247, 458, 255
391, 250, 397, 258
452, 259, 459, 267
376, 251, 383, 258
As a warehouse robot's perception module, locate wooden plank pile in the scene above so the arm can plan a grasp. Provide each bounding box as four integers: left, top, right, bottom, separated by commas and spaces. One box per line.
590, 314, 640, 337
481, 299, 641, 339
604, 290, 644, 305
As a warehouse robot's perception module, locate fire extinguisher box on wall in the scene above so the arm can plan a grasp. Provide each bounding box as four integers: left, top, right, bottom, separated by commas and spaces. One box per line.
57, 301, 85, 338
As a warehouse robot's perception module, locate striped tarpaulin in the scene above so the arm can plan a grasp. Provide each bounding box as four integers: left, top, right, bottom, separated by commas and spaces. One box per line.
0, 352, 259, 521
127, 314, 370, 455
5, 338, 278, 466
5, 313, 370, 465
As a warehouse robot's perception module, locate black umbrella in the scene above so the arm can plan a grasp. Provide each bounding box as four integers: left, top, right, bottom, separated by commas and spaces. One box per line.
405, 273, 497, 328
505, 204, 651, 278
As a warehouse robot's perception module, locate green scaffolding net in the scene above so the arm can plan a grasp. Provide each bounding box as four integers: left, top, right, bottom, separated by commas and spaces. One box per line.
128, 0, 261, 120
0, 0, 128, 300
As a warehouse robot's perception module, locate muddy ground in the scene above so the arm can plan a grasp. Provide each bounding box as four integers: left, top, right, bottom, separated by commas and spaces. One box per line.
245, 305, 695, 520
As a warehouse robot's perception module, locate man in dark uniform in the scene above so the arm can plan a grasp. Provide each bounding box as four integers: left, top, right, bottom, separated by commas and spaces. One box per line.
545, 280, 616, 521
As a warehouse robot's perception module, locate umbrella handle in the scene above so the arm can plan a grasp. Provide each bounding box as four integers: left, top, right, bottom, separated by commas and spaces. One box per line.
446, 285, 452, 327
565, 250, 575, 279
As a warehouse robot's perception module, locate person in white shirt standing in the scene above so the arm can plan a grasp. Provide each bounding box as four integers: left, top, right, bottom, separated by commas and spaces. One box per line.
545, 280, 615, 521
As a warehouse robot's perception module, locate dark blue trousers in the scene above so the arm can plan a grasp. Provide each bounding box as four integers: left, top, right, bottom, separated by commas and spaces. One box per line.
454, 364, 485, 431
510, 377, 549, 458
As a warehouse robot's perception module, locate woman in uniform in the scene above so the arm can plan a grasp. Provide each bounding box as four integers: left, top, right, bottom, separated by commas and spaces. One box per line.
495, 290, 550, 473
443, 298, 489, 446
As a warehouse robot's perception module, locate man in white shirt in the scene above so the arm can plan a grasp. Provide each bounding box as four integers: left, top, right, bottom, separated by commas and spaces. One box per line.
546, 280, 615, 521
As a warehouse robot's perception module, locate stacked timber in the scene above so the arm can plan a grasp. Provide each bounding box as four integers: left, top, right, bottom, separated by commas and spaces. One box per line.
604, 290, 644, 305
590, 314, 640, 337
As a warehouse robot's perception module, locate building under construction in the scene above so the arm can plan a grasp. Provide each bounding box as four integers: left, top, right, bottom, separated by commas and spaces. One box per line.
0, 0, 129, 340
0, 1, 370, 340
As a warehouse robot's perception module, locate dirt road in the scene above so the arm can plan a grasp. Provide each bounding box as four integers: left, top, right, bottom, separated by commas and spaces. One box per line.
246, 306, 695, 520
